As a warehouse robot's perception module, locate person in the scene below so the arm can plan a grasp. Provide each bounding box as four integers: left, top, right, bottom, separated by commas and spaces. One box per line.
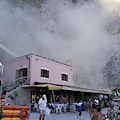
38, 94, 47, 120
0, 90, 7, 104
55, 96, 59, 103
87, 99, 93, 109
116, 106, 120, 120
77, 100, 83, 120
87, 99, 93, 116
91, 106, 105, 120
94, 98, 99, 107
107, 105, 115, 120
90, 104, 97, 117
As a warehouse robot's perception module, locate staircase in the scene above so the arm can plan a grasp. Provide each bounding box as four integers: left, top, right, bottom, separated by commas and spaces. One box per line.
2, 77, 30, 105
3, 77, 30, 92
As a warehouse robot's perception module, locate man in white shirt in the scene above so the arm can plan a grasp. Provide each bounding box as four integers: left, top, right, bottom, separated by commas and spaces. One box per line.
38, 94, 47, 120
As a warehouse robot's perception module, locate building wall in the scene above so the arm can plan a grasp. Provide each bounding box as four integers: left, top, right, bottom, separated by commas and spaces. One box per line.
2, 56, 30, 83
59, 92, 75, 103
30, 55, 74, 86
2, 54, 74, 87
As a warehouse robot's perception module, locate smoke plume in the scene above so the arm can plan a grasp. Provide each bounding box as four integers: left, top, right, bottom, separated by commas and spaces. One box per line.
0, 0, 120, 88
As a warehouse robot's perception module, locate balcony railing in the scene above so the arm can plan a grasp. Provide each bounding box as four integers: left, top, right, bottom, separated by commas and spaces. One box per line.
15, 76, 29, 85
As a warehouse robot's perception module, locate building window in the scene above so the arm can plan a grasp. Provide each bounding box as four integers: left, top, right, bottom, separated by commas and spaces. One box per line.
41, 69, 49, 78
16, 68, 27, 79
16, 68, 27, 83
62, 93, 68, 99
62, 74, 68, 81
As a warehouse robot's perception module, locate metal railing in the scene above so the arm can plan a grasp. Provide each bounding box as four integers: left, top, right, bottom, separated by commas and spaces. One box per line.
1, 77, 30, 92
15, 76, 30, 86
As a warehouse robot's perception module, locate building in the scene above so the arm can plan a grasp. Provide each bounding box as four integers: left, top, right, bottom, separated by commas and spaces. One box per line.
2, 54, 112, 105
2, 54, 74, 104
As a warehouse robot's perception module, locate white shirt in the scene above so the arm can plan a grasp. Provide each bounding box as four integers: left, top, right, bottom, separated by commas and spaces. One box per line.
94, 99, 99, 105
38, 98, 47, 110
78, 102, 82, 106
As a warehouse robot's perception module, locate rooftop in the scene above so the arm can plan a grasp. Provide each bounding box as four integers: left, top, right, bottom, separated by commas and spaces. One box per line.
2, 53, 73, 67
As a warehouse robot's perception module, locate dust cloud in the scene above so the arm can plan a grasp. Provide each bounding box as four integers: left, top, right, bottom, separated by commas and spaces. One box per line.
0, 0, 119, 88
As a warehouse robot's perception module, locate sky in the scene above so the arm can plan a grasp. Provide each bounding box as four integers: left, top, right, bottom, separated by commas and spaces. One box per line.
0, 0, 120, 88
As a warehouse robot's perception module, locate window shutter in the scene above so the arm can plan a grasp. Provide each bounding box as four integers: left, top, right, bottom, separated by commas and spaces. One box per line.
41, 69, 43, 77
16, 70, 19, 79
47, 71, 49, 78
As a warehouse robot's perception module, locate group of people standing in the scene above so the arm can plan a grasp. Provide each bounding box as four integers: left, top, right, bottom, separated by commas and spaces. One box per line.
77, 99, 106, 120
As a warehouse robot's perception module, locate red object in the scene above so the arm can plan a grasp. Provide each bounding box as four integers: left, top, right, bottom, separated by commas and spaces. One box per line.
19, 108, 29, 120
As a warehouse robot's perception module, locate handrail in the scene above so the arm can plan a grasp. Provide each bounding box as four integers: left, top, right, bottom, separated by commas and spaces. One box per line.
1, 77, 30, 92
15, 76, 28, 82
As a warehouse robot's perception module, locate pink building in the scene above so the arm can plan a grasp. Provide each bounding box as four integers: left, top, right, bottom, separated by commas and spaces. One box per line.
2, 54, 112, 107
2, 54, 75, 104
3, 54, 74, 87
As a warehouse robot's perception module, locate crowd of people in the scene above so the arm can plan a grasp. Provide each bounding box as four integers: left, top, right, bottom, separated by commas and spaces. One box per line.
37, 94, 120, 120
2, 90, 120, 120
86, 98, 120, 120
76, 99, 104, 120
1, 92, 118, 120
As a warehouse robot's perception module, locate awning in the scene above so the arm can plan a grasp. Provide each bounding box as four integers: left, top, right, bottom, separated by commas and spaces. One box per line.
22, 84, 112, 94
22, 84, 63, 90
62, 86, 112, 95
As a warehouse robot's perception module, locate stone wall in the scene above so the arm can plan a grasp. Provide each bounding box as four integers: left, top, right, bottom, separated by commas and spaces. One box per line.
5, 87, 31, 105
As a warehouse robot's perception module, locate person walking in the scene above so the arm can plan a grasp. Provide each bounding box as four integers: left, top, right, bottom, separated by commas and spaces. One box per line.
77, 100, 83, 120
38, 94, 47, 120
